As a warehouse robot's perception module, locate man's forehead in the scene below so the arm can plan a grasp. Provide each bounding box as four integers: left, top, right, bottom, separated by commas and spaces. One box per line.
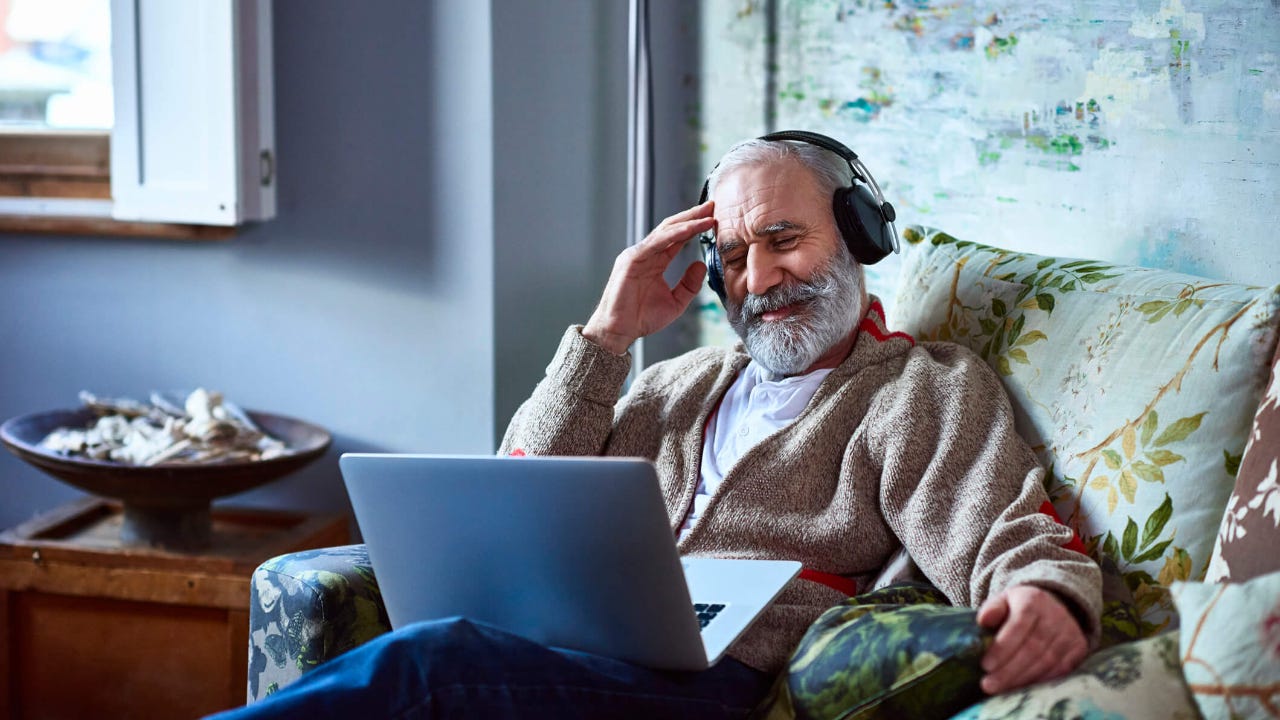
711, 163, 824, 239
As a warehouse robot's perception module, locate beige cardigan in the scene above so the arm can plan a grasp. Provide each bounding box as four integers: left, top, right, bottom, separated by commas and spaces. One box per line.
500, 301, 1102, 673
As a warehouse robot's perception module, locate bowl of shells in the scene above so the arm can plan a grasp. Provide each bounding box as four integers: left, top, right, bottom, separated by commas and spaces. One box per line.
1, 389, 331, 551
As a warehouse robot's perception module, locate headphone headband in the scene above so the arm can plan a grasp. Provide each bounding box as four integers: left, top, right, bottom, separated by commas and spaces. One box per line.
758, 130, 860, 163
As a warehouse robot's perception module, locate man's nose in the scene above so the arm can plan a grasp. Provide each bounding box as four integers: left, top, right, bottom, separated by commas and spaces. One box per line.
745, 249, 783, 296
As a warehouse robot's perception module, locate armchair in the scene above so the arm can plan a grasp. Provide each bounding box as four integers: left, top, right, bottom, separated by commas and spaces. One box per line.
245, 226, 1280, 719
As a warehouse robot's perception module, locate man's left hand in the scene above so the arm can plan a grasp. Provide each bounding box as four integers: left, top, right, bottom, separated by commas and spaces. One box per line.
976, 585, 1088, 695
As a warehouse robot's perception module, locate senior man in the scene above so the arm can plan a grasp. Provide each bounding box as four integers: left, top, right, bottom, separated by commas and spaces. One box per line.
213, 134, 1101, 720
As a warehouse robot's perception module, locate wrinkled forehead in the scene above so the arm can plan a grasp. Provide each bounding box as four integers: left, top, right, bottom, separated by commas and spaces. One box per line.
710, 160, 830, 239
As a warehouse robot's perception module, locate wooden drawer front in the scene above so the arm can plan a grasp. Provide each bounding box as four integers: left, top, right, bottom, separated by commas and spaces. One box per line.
10, 591, 246, 720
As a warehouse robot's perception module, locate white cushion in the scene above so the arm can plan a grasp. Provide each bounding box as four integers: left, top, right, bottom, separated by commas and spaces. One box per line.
1171, 571, 1280, 720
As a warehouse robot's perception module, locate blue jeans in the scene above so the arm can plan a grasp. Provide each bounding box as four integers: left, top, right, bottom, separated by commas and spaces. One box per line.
211, 617, 775, 719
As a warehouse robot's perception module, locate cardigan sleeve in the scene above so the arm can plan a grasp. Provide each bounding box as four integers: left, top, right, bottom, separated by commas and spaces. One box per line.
498, 325, 633, 457
867, 342, 1103, 646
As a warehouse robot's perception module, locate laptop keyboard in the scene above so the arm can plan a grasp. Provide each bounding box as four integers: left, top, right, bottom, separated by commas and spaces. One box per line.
694, 603, 726, 629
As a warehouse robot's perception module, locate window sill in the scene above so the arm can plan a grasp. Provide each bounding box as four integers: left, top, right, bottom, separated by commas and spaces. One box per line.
0, 131, 235, 239
0, 214, 237, 240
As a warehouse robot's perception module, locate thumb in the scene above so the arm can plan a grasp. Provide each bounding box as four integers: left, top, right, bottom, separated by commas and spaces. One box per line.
671, 261, 708, 309
976, 592, 1010, 630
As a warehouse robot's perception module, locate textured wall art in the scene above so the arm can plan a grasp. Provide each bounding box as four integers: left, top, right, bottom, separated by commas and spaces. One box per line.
697, 0, 1280, 345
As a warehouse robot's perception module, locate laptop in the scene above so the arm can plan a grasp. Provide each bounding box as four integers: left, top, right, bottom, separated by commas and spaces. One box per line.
339, 453, 801, 671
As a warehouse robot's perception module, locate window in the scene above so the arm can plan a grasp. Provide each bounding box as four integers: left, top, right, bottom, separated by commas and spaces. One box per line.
0, 0, 274, 237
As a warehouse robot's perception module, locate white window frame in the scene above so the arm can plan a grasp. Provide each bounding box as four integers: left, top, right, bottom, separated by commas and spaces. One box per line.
0, 0, 275, 228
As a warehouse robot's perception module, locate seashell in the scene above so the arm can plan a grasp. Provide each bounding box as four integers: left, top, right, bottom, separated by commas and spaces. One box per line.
39, 389, 289, 467
79, 391, 151, 418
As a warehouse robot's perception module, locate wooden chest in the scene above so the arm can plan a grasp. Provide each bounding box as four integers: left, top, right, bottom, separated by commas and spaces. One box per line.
0, 498, 349, 720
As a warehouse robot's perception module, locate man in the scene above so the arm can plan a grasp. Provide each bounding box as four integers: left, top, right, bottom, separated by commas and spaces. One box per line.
502, 132, 1099, 681
214, 135, 1100, 719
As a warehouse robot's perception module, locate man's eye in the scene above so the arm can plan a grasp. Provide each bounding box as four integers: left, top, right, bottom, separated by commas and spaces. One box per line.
722, 253, 746, 269
774, 236, 798, 249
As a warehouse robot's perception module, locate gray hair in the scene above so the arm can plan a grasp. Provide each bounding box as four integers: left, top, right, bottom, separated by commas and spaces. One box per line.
705, 137, 853, 202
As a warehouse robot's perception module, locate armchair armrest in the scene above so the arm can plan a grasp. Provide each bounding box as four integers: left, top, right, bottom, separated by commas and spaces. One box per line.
246, 544, 391, 702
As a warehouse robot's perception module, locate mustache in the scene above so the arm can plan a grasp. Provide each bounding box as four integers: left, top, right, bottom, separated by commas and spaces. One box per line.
733, 272, 834, 324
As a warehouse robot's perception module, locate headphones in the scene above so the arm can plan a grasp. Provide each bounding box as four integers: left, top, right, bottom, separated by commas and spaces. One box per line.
698, 130, 899, 302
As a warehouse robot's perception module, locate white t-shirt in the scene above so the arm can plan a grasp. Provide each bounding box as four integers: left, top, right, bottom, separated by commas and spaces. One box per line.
678, 361, 834, 541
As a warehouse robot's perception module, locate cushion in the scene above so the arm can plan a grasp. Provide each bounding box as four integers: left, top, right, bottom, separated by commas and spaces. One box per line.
950, 632, 1198, 720
1206, 340, 1280, 583
1171, 571, 1280, 720
752, 583, 991, 720
891, 226, 1280, 635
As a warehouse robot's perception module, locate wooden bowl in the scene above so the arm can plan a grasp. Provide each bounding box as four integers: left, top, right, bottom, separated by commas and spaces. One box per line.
1, 408, 332, 551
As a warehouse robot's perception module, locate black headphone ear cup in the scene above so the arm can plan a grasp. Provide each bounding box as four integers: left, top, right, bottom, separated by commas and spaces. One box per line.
702, 239, 726, 302
834, 185, 892, 265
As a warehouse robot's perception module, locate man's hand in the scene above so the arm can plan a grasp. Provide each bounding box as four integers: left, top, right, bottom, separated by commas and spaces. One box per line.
976, 585, 1088, 695
582, 201, 715, 355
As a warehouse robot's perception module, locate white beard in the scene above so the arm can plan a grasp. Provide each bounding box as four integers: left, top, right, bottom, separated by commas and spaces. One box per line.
725, 249, 863, 378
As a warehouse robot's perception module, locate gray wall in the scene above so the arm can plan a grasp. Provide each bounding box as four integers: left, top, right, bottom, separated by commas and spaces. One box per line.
492, 1, 628, 438
0, 1, 656, 533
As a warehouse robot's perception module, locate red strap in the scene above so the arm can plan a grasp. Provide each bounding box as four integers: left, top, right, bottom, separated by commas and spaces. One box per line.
509, 448, 526, 457
799, 568, 859, 597
1039, 500, 1088, 555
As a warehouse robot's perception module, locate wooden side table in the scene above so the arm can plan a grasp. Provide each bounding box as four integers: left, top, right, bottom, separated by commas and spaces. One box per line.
0, 498, 349, 720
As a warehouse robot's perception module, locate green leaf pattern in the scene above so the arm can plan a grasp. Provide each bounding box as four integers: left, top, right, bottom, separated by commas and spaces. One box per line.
896, 226, 1279, 637
755, 583, 992, 720
248, 545, 392, 701
907, 229, 1120, 378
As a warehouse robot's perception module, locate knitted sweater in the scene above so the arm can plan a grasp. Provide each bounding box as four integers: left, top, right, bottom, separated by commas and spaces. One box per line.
499, 300, 1103, 673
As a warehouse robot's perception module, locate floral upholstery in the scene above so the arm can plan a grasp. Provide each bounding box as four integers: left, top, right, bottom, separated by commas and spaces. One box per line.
891, 226, 1280, 636
1206, 340, 1280, 584
246, 544, 390, 702
950, 632, 1200, 720
244, 233, 1278, 715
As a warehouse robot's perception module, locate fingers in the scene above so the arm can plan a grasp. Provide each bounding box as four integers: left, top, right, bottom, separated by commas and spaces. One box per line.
658, 199, 714, 228
670, 261, 707, 310
978, 586, 1089, 695
982, 625, 1086, 694
634, 216, 715, 260
980, 617, 1050, 694
634, 200, 715, 251
980, 593, 1038, 680
581, 202, 715, 353
1045, 637, 1088, 680
976, 593, 1009, 630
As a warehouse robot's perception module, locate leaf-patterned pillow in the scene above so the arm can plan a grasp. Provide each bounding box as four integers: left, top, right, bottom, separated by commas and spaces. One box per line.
752, 583, 991, 720
891, 226, 1280, 635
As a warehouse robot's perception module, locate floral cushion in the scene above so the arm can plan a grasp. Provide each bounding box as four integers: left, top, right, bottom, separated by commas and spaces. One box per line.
1171, 570, 1280, 720
950, 632, 1199, 720
891, 226, 1280, 636
247, 544, 391, 702
752, 583, 992, 720
1206, 340, 1280, 583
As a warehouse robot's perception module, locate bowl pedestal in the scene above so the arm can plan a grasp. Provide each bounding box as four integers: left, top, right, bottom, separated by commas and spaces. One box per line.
1, 408, 332, 553
121, 498, 214, 550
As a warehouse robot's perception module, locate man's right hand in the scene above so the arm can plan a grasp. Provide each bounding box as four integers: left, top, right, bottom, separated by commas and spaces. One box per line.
582, 201, 715, 355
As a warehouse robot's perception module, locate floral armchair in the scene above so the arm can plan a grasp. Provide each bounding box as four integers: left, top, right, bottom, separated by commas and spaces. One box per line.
245, 227, 1280, 719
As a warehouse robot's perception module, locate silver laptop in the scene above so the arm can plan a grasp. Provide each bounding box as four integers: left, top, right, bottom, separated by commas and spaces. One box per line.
340, 453, 800, 671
